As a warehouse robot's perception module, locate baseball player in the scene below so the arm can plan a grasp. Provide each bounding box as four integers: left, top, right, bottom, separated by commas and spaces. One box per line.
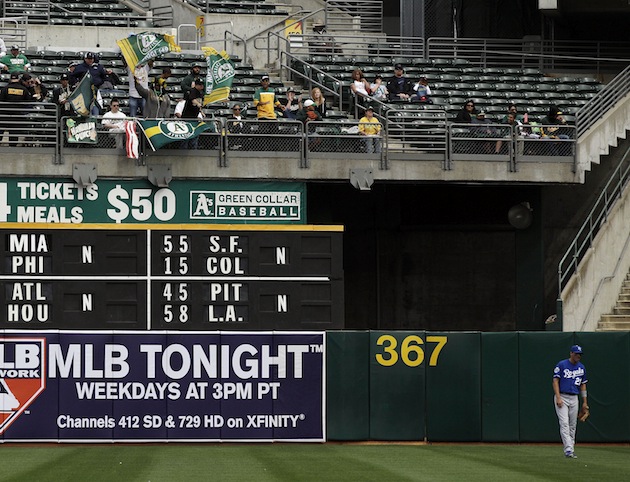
552, 345, 589, 458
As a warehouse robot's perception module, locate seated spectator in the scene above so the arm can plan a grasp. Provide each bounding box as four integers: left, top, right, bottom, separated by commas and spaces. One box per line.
101, 97, 127, 148
495, 112, 522, 154
412, 76, 433, 104
358, 106, 382, 154
283, 87, 301, 120
0, 45, 30, 74
386, 64, 412, 101
297, 99, 322, 124
181, 63, 202, 97
309, 21, 339, 54
53, 73, 73, 119
311, 87, 327, 118
22, 73, 47, 102
350, 68, 371, 101
228, 104, 249, 134
541, 106, 570, 139
501, 103, 524, 123
454, 100, 476, 123
471, 111, 497, 153
370, 75, 388, 102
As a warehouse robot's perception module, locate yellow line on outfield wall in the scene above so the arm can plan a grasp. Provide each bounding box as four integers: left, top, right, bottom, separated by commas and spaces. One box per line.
0, 223, 344, 232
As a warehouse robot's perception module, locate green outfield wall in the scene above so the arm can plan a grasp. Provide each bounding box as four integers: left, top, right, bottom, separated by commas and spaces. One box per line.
326, 331, 630, 442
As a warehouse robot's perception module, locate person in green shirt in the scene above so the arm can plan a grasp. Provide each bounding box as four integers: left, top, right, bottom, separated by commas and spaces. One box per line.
253, 75, 283, 120
0, 45, 31, 73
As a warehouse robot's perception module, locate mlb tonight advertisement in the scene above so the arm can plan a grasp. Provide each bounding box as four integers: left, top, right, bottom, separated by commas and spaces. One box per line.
0, 332, 325, 442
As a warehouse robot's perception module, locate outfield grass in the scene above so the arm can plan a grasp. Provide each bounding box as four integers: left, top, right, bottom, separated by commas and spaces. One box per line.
0, 444, 628, 481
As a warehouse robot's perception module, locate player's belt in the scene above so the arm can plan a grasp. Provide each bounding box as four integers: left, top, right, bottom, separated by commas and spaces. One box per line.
560, 392, 578, 395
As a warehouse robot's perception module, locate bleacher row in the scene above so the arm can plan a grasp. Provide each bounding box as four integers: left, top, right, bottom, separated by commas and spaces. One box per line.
296, 56, 604, 123
5, 0, 283, 26
1, 48, 605, 126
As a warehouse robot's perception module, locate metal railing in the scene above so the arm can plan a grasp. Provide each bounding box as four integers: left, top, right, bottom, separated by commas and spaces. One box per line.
426, 37, 630, 74
325, 0, 383, 33
0, 17, 27, 51
558, 145, 630, 298
576, 65, 630, 138
0, 104, 577, 172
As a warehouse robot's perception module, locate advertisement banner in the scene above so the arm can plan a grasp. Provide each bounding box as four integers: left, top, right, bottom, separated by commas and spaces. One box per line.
0, 331, 325, 442
66, 117, 98, 144
0, 178, 305, 224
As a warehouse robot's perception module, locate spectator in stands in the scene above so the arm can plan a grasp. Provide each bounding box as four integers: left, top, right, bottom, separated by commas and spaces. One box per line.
297, 99, 321, 124
541, 106, 570, 139
181, 63, 202, 97
134, 75, 171, 119
309, 20, 338, 54
283, 87, 301, 120
495, 112, 522, 154
70, 52, 111, 90
0, 37, 6, 57
501, 103, 524, 123
358, 106, 382, 154
228, 104, 249, 134
412, 76, 433, 104
180, 79, 205, 149
53, 73, 72, 119
154, 68, 172, 96
100, 66, 121, 92
386, 64, 412, 101
254, 75, 283, 120
21, 73, 47, 102
101, 97, 127, 149
454, 100, 476, 123
0, 45, 31, 74
370, 75, 388, 102
311, 87, 327, 118
0, 72, 32, 146
127, 60, 152, 117
350, 68, 371, 104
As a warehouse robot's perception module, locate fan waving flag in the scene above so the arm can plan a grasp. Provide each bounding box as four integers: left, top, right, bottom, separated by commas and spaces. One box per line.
117, 32, 181, 72
137, 119, 215, 151
67, 70, 96, 117
201, 47, 235, 105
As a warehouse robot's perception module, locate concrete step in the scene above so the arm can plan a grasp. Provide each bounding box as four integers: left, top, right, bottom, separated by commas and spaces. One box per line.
597, 320, 630, 330
613, 307, 630, 314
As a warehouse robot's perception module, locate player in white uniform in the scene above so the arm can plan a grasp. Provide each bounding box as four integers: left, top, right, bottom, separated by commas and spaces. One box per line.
552, 344, 588, 458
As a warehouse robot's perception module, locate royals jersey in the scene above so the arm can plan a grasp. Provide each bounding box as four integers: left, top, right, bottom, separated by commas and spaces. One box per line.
553, 359, 587, 394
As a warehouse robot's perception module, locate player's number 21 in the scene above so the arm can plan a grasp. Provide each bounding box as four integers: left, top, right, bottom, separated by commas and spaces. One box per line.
375, 335, 448, 367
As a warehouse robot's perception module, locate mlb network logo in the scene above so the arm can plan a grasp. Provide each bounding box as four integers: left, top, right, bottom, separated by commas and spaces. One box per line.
0, 338, 46, 434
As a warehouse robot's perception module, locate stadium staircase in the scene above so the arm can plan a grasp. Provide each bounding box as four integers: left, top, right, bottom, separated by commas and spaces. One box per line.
599, 273, 630, 330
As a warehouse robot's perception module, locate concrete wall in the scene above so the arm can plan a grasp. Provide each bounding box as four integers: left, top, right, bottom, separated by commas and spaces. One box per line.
561, 181, 630, 331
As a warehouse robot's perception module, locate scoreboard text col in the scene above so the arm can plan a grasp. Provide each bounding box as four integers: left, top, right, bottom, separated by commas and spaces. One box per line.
0, 224, 344, 330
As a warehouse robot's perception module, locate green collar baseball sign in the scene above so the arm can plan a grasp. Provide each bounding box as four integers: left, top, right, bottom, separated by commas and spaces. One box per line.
0, 179, 305, 224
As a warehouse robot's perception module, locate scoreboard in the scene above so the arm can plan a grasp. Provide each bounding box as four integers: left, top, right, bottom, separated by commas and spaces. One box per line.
0, 224, 344, 330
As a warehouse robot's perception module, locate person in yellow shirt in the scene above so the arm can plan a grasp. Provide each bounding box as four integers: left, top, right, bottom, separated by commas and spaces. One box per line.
358, 107, 382, 153
253, 75, 283, 120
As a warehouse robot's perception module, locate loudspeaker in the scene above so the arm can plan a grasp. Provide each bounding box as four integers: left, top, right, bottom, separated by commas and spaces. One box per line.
508, 202, 533, 229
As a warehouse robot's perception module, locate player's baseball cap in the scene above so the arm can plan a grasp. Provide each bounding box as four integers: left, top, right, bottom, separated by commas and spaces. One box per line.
570, 345, 583, 354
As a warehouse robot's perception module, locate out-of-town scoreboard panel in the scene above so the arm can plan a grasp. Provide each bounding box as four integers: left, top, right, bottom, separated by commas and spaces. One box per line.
0, 225, 344, 330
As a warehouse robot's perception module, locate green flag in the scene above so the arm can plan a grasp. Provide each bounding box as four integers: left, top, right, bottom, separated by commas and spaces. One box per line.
201, 47, 235, 105
117, 32, 181, 72
67, 70, 96, 117
137, 119, 215, 151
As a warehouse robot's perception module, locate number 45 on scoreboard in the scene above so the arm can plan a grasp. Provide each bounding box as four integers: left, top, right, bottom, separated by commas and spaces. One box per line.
375, 335, 448, 367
